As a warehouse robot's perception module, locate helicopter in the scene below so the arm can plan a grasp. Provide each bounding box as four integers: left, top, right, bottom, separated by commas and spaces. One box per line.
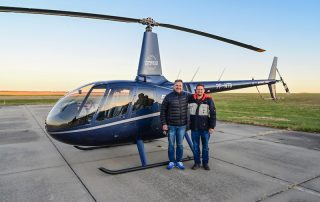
0, 6, 290, 174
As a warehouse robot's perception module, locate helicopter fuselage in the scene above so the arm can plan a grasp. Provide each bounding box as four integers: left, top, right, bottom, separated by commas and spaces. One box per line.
45, 81, 173, 146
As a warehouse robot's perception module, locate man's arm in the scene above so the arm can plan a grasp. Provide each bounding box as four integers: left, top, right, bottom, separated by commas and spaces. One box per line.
208, 98, 216, 129
160, 95, 169, 126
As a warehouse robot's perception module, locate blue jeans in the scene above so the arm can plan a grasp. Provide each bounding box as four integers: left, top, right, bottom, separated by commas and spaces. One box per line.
191, 130, 210, 165
168, 125, 186, 162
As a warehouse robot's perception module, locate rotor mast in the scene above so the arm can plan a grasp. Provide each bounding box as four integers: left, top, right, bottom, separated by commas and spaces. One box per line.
136, 18, 167, 83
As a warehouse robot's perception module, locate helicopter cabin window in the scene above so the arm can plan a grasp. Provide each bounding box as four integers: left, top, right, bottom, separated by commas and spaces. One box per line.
133, 89, 154, 111
96, 88, 132, 121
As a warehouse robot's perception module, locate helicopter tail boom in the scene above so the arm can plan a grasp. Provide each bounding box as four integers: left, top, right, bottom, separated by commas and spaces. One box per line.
183, 57, 282, 95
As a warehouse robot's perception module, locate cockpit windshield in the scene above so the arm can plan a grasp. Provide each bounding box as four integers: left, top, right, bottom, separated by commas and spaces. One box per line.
46, 84, 106, 131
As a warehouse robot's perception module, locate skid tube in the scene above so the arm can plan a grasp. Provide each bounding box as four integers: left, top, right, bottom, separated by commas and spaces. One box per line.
99, 156, 194, 175
99, 132, 195, 175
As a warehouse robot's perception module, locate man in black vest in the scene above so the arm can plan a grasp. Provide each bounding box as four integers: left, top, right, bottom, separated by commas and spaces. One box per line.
160, 79, 188, 170
189, 83, 216, 170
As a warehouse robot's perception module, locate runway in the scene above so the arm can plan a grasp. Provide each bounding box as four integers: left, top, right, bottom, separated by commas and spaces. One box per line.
0, 105, 320, 202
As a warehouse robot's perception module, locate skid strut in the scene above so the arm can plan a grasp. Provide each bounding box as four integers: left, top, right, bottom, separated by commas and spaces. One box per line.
74, 142, 133, 151
99, 132, 194, 175
74, 140, 155, 151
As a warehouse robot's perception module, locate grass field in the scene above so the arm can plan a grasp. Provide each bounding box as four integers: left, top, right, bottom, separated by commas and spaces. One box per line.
212, 93, 320, 133
0, 96, 61, 106
0, 93, 319, 133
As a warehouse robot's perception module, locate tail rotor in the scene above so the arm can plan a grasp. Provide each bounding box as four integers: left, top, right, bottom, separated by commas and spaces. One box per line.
267, 57, 290, 100
276, 68, 290, 94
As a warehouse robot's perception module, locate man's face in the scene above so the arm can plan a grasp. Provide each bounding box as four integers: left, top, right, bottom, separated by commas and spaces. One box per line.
196, 86, 205, 97
174, 81, 183, 93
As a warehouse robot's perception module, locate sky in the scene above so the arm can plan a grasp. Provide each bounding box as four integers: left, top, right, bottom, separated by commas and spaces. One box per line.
0, 0, 319, 93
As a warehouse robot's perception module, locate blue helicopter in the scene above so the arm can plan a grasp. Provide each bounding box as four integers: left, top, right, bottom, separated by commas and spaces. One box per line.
0, 6, 290, 174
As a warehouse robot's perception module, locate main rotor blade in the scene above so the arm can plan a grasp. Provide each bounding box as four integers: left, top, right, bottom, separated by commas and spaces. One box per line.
0, 6, 265, 52
159, 23, 265, 52
0, 6, 140, 23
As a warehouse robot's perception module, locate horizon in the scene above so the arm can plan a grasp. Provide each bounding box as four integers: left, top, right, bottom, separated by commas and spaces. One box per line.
1, 1, 319, 93
0, 90, 318, 96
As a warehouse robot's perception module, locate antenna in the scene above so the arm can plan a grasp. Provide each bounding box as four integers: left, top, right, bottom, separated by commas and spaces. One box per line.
218, 68, 226, 81
191, 67, 200, 81
176, 69, 181, 79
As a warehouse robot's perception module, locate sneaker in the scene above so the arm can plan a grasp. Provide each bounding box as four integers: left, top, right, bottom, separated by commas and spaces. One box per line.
176, 162, 185, 170
203, 164, 210, 170
192, 164, 201, 170
167, 162, 175, 170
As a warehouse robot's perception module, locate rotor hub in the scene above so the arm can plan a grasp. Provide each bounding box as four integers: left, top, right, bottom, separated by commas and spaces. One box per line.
140, 17, 158, 31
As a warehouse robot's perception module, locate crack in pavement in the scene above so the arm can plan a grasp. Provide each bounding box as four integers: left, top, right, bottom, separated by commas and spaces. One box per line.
25, 106, 97, 202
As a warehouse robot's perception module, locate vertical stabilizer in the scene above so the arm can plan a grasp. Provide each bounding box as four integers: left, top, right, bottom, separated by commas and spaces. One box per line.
268, 57, 278, 100
268, 57, 277, 80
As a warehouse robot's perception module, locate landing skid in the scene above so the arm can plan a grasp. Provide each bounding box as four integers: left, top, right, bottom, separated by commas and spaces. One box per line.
99, 156, 194, 175
99, 132, 195, 175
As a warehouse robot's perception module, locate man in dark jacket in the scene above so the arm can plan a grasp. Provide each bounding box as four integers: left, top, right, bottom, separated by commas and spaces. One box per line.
160, 79, 189, 170
189, 83, 216, 170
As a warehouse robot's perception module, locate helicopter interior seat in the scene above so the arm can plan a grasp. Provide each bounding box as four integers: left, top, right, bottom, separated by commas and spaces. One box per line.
147, 97, 154, 106
133, 93, 145, 110
120, 103, 129, 114
133, 95, 154, 111
106, 107, 115, 119
111, 106, 122, 117
95, 108, 111, 121
95, 111, 104, 121
113, 103, 129, 117
142, 96, 149, 107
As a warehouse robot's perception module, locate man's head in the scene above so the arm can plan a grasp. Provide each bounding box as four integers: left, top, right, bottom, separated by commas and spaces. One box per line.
174, 79, 183, 93
195, 83, 205, 97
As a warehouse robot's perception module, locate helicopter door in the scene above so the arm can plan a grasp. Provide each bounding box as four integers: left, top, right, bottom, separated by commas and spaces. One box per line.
95, 86, 133, 141
131, 87, 158, 139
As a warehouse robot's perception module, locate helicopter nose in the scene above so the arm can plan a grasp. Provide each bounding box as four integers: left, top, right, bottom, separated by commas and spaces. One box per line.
45, 112, 82, 145
45, 103, 78, 133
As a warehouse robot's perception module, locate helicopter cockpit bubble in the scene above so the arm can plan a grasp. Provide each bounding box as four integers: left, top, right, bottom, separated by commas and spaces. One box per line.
46, 83, 106, 132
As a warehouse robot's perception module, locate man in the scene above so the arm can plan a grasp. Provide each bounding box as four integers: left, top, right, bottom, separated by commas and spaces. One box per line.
160, 79, 189, 170
189, 83, 216, 170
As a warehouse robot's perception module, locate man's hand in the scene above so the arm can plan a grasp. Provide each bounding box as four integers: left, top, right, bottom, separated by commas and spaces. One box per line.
209, 128, 214, 135
163, 124, 168, 131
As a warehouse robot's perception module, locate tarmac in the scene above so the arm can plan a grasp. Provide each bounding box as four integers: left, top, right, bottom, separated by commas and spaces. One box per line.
0, 105, 320, 202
